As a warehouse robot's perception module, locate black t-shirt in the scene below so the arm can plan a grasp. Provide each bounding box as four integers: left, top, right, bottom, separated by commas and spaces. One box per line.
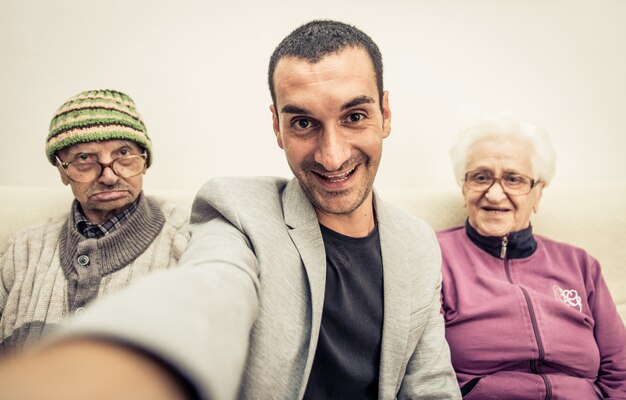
303, 223, 384, 400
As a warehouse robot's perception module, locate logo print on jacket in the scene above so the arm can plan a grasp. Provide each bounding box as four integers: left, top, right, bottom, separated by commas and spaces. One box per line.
553, 285, 582, 312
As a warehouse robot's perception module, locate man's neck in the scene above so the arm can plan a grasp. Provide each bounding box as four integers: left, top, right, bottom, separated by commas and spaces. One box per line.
315, 200, 375, 238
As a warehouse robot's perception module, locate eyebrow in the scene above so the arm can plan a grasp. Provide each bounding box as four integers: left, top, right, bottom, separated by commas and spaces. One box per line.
341, 95, 375, 111
281, 104, 311, 115
280, 95, 376, 116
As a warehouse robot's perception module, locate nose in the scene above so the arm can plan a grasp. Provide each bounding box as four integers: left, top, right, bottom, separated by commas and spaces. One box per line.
484, 180, 508, 202
314, 125, 350, 171
97, 162, 120, 186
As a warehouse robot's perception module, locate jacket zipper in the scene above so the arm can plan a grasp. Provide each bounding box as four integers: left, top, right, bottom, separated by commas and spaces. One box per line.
501, 236, 552, 400
499, 235, 508, 260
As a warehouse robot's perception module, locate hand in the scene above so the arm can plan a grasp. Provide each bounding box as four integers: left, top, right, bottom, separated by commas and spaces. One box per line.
0, 338, 192, 400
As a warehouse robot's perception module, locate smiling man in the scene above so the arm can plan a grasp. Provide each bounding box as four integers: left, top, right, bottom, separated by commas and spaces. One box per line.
0, 23, 459, 400
0, 90, 189, 352
271, 46, 387, 238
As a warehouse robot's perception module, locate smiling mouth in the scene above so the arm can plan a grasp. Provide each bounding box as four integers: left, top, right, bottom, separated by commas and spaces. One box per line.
481, 206, 511, 213
313, 165, 358, 183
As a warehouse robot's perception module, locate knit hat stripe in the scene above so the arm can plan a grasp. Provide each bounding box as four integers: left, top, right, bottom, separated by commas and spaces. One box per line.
50, 120, 145, 142
49, 112, 146, 139
54, 100, 141, 120
46, 90, 153, 167
63, 90, 136, 109
52, 104, 143, 125
47, 124, 150, 149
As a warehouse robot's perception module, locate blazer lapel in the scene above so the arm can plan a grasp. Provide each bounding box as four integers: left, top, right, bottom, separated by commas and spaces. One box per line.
282, 178, 327, 398
375, 191, 412, 399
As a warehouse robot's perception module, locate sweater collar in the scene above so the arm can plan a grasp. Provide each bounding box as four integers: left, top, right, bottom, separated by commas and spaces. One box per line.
72, 194, 141, 238
465, 219, 537, 259
59, 193, 166, 278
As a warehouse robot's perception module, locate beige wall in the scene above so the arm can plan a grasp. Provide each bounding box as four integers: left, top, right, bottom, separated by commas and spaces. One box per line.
1, 0, 625, 193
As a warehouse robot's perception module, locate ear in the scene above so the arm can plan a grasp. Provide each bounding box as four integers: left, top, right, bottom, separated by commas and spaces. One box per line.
381, 90, 391, 139
57, 164, 70, 186
270, 104, 284, 149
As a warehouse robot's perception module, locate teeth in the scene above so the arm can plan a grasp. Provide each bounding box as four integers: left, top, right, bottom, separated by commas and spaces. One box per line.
320, 167, 355, 182
327, 174, 349, 183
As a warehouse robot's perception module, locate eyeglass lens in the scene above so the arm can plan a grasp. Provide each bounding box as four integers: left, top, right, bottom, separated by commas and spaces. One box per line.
465, 170, 533, 195
67, 156, 145, 182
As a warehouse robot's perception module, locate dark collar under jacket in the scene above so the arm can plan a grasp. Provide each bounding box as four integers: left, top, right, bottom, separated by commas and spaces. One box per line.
465, 219, 537, 259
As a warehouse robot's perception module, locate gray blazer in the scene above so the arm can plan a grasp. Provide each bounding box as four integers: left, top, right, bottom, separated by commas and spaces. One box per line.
68, 177, 460, 400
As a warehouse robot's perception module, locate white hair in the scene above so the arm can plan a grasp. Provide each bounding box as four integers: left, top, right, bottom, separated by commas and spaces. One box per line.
450, 115, 556, 186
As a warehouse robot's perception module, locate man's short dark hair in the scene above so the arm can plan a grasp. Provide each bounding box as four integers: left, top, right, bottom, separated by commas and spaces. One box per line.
268, 20, 384, 111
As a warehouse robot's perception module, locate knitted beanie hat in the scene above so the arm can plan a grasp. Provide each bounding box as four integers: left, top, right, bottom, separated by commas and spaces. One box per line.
46, 89, 152, 166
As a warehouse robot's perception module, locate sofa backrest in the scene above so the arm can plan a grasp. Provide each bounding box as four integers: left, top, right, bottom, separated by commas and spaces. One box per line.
1, 183, 624, 322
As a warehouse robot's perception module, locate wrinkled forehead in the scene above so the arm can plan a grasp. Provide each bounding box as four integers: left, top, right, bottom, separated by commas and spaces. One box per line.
59, 139, 142, 156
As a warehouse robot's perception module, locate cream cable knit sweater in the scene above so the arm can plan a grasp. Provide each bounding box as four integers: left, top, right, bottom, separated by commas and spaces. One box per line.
0, 195, 189, 352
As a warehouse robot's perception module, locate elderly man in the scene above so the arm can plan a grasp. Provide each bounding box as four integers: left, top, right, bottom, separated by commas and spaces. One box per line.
0, 22, 460, 400
0, 89, 189, 351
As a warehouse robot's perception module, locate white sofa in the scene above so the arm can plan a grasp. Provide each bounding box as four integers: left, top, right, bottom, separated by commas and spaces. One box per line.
1, 182, 624, 323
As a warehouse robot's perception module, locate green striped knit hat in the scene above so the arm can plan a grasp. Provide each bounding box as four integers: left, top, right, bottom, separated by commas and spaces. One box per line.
46, 89, 152, 166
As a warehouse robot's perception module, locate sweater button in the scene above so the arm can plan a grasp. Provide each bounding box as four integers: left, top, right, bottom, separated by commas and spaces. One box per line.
75, 307, 86, 317
77, 255, 90, 266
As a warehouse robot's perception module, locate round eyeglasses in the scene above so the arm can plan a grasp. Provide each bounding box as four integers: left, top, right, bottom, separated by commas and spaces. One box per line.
55, 153, 147, 183
464, 169, 539, 196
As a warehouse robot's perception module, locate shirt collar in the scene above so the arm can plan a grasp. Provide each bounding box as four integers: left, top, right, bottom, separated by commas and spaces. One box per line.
73, 193, 142, 238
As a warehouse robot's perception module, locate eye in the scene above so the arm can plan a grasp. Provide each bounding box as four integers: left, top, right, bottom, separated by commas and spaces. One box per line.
346, 112, 366, 123
296, 120, 310, 129
504, 174, 527, 186
468, 171, 492, 183
290, 117, 317, 132
75, 153, 96, 163
114, 146, 138, 158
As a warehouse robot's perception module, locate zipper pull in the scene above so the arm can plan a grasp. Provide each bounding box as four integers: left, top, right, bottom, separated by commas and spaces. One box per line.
500, 235, 509, 259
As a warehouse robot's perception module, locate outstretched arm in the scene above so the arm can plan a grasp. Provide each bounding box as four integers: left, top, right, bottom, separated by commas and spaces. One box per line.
0, 338, 194, 400
0, 181, 262, 400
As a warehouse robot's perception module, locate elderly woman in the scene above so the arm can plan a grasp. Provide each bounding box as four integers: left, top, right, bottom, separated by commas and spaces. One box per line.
438, 116, 626, 399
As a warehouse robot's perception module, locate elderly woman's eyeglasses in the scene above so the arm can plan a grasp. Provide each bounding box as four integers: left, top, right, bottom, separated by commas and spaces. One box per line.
55, 153, 147, 183
464, 170, 539, 196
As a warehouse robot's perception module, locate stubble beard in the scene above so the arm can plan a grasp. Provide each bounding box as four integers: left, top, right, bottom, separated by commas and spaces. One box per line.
293, 155, 377, 216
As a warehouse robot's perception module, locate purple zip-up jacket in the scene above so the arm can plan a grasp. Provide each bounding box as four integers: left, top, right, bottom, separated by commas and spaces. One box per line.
438, 223, 626, 399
